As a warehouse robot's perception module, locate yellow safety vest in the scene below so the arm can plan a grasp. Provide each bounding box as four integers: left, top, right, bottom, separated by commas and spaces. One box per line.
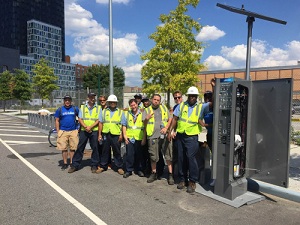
81, 105, 100, 131
125, 111, 144, 140
102, 108, 123, 135
145, 105, 168, 137
177, 102, 202, 135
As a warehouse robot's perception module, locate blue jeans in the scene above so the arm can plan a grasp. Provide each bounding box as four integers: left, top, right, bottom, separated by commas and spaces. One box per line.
99, 133, 123, 170
125, 140, 143, 172
177, 133, 199, 183
72, 131, 99, 168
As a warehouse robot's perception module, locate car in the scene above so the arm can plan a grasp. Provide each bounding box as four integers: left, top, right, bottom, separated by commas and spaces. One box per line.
292, 99, 300, 114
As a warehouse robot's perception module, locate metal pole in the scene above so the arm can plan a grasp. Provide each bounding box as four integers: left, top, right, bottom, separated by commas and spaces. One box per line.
245, 16, 254, 80
98, 74, 101, 96
248, 179, 300, 203
109, 0, 113, 95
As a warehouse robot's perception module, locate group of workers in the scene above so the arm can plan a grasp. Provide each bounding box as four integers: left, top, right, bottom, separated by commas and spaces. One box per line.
54, 85, 214, 194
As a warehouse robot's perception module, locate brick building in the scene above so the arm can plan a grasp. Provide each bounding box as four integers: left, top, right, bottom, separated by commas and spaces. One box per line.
198, 63, 300, 99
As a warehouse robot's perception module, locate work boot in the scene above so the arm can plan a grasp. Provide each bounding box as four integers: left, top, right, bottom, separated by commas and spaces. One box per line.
123, 172, 132, 178
61, 164, 68, 171
96, 167, 105, 174
117, 168, 124, 175
68, 166, 77, 173
137, 171, 145, 177
187, 181, 196, 193
167, 173, 174, 185
177, 181, 187, 190
91, 166, 97, 173
147, 172, 157, 183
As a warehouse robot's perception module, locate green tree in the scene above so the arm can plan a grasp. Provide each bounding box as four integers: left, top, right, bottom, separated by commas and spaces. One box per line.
141, 0, 205, 106
83, 64, 125, 94
32, 58, 59, 107
12, 69, 33, 114
0, 70, 14, 112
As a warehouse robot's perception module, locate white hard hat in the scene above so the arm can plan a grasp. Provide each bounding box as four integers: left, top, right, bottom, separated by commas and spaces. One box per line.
107, 94, 118, 102
186, 86, 199, 95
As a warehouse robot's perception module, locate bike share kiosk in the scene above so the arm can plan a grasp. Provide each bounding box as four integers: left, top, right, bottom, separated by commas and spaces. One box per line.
197, 77, 292, 207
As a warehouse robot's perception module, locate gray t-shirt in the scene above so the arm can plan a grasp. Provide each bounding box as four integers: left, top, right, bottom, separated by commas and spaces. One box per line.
143, 105, 169, 139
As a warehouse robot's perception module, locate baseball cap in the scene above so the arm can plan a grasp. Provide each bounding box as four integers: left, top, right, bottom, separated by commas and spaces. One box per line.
63, 95, 72, 100
88, 92, 96, 97
134, 93, 142, 99
141, 95, 149, 102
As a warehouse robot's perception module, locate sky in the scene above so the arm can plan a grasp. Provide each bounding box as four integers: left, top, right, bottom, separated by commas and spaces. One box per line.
64, 0, 300, 87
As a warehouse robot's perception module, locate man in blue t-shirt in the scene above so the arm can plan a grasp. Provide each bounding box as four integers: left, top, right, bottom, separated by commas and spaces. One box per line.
55, 95, 79, 170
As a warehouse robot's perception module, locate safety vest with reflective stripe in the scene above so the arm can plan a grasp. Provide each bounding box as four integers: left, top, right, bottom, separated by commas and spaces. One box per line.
81, 105, 100, 131
177, 102, 202, 135
145, 105, 168, 137
124, 111, 144, 140
102, 108, 123, 135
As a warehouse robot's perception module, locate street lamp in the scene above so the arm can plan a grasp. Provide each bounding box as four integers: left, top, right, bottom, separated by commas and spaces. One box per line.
109, 0, 113, 94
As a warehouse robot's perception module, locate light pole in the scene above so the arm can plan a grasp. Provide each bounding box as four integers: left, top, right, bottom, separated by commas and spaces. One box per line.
216, 3, 286, 80
109, 0, 113, 94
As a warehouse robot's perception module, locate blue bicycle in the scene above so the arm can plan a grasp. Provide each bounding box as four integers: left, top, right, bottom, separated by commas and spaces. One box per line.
48, 122, 80, 147
48, 128, 58, 147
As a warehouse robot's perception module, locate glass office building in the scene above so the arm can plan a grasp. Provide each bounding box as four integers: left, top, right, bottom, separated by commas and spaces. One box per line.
0, 0, 65, 62
20, 20, 75, 98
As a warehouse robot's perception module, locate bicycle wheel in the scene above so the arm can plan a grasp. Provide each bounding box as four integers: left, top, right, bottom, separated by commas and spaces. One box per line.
48, 129, 58, 147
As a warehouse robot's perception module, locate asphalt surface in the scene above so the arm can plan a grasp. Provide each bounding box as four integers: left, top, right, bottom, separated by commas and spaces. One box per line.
0, 114, 300, 225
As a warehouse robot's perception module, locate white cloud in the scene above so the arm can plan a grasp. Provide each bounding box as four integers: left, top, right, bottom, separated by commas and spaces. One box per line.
204, 55, 233, 70
196, 25, 225, 42
65, 2, 108, 37
65, 0, 141, 85
123, 63, 143, 86
204, 40, 300, 70
72, 33, 139, 66
96, 0, 131, 4
221, 44, 247, 62
286, 40, 300, 59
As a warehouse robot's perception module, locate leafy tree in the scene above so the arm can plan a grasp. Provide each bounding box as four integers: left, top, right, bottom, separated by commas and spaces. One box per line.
12, 69, 33, 114
32, 58, 59, 107
141, 0, 205, 106
83, 64, 125, 94
0, 70, 14, 112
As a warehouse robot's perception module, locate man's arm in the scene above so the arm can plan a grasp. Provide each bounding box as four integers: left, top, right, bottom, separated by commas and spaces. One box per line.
122, 125, 128, 144
55, 118, 60, 132
98, 122, 103, 141
167, 116, 178, 142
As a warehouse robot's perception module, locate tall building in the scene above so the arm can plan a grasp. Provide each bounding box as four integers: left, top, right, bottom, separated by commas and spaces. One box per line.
0, 0, 76, 99
0, 0, 65, 62
20, 20, 75, 98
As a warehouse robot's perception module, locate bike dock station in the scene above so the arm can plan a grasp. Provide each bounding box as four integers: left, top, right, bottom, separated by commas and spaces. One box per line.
196, 78, 292, 207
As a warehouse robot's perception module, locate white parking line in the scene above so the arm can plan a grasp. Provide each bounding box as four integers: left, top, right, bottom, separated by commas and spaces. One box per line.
5, 140, 50, 145
0, 134, 47, 138
0, 138, 107, 225
0, 129, 39, 132
0, 124, 27, 126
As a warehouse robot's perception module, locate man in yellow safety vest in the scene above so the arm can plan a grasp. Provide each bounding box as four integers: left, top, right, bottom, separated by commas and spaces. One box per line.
143, 94, 174, 185
96, 94, 124, 175
68, 92, 101, 173
168, 86, 203, 193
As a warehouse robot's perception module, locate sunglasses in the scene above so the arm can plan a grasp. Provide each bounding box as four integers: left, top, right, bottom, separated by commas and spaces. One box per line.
99, 100, 106, 102
174, 96, 182, 100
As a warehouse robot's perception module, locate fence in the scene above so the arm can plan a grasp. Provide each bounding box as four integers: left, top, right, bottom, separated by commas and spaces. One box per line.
28, 113, 55, 131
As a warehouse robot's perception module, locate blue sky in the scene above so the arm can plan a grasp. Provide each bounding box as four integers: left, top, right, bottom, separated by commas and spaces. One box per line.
64, 0, 300, 86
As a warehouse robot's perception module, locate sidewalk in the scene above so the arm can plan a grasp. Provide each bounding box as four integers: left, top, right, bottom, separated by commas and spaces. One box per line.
1, 110, 300, 193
